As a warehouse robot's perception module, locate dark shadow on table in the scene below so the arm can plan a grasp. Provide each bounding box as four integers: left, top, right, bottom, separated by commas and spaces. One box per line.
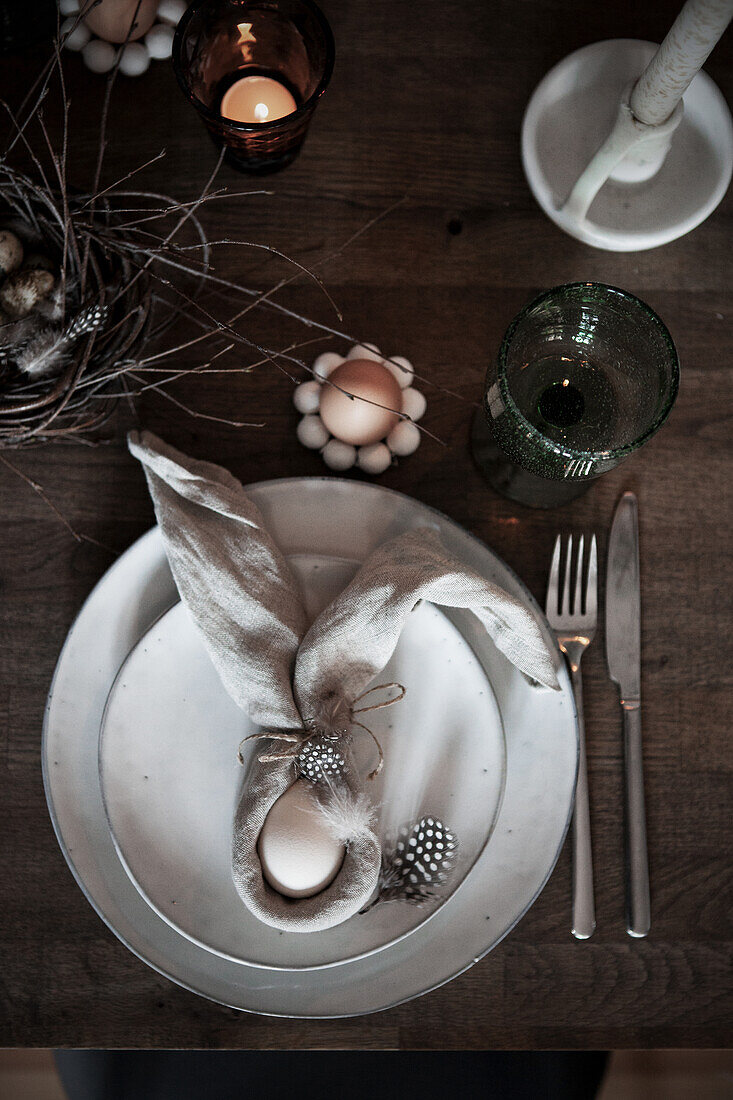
55, 1050, 609, 1100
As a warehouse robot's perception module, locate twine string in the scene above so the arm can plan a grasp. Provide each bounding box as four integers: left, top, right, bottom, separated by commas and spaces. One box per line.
351, 681, 406, 715
237, 681, 406, 780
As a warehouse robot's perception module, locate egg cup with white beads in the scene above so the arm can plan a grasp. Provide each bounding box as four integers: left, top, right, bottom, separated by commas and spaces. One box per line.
293, 344, 427, 475
60, 0, 186, 77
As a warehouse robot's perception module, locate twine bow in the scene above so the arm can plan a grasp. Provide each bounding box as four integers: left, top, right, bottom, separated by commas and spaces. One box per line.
237, 682, 406, 781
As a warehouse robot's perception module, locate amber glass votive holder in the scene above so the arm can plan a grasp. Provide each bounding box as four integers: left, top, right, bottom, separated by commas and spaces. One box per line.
173, 0, 334, 174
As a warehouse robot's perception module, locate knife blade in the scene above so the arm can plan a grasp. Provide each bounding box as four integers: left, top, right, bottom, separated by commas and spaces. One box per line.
606, 493, 641, 701
606, 491, 650, 937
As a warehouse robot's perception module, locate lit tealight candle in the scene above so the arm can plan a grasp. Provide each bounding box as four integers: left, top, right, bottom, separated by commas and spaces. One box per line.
220, 75, 298, 125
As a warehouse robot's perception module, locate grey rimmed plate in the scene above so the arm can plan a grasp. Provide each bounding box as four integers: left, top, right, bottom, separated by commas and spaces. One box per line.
43, 478, 576, 1017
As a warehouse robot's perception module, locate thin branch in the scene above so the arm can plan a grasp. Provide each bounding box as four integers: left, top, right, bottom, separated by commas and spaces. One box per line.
78, 151, 168, 210
0, 453, 117, 553
126, 371, 266, 427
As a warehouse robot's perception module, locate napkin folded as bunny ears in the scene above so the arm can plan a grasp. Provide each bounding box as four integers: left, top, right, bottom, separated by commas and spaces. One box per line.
128, 430, 559, 932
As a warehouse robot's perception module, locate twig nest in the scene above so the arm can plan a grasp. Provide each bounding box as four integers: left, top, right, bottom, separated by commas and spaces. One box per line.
0, 269, 55, 319
293, 344, 427, 475
0, 230, 24, 279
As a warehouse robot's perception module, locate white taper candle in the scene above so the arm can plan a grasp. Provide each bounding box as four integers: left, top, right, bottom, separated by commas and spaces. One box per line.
630, 0, 733, 124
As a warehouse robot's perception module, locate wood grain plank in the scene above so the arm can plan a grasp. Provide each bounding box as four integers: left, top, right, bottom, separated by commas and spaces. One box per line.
0, 0, 731, 1048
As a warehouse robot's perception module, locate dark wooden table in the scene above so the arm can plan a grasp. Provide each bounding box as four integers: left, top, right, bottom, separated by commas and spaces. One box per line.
1, 0, 732, 1049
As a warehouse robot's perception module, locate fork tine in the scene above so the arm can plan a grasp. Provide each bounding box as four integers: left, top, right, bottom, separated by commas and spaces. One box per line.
585, 534, 598, 620
574, 534, 585, 616
545, 534, 561, 616
561, 534, 573, 616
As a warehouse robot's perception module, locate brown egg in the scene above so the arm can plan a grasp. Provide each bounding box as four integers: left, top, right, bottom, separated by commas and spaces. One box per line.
84, 0, 159, 43
319, 359, 402, 446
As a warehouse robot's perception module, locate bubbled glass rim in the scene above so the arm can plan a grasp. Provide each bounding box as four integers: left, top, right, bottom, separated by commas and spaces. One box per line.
172, 0, 335, 133
496, 282, 680, 462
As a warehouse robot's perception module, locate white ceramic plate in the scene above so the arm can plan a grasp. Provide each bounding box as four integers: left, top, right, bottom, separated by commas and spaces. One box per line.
99, 558, 505, 969
44, 478, 576, 1017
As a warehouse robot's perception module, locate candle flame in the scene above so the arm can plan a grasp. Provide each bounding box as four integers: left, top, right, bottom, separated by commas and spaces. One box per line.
236, 21, 256, 45
254, 101, 269, 121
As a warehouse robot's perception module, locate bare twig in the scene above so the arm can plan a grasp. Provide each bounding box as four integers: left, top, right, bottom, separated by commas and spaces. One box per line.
0, 452, 117, 553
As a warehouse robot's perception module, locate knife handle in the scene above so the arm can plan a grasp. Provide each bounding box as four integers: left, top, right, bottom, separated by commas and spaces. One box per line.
623, 702, 651, 937
570, 666, 596, 940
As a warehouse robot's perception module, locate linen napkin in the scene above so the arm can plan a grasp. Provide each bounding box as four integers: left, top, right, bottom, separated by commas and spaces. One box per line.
128, 430, 559, 932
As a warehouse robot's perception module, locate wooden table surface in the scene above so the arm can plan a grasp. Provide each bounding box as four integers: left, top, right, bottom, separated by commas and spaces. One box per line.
1, 0, 732, 1050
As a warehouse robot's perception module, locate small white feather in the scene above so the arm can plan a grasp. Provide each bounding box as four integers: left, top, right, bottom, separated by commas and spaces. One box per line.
34, 283, 66, 323
319, 787, 375, 843
16, 328, 71, 379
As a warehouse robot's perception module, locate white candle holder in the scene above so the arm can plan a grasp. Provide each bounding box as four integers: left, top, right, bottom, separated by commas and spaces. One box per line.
293, 344, 427, 475
522, 3, 733, 251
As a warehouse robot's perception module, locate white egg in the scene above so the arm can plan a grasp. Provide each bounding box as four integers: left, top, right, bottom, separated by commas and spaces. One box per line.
293, 380, 321, 415
61, 16, 90, 50
387, 420, 421, 457
156, 0, 187, 26
347, 343, 382, 362
322, 439, 357, 471
60, 0, 80, 13
357, 442, 392, 475
118, 42, 150, 76
82, 39, 117, 73
384, 354, 414, 389
312, 351, 342, 381
0, 230, 24, 278
145, 22, 175, 59
257, 779, 345, 899
297, 414, 330, 450
401, 387, 427, 421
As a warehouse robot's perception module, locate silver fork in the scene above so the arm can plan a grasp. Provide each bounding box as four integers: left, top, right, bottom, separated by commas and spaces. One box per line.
546, 534, 598, 940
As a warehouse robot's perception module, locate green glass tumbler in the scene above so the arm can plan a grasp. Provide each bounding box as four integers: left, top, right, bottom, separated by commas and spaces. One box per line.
472, 283, 680, 508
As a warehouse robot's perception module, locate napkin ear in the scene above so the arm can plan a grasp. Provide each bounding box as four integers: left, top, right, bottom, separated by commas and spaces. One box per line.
293, 527, 560, 715
128, 430, 307, 729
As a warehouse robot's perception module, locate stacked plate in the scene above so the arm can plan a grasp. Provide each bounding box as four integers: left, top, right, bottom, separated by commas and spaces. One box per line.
43, 479, 578, 1017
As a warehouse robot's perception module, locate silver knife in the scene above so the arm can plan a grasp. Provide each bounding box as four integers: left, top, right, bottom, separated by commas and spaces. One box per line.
606, 491, 650, 938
